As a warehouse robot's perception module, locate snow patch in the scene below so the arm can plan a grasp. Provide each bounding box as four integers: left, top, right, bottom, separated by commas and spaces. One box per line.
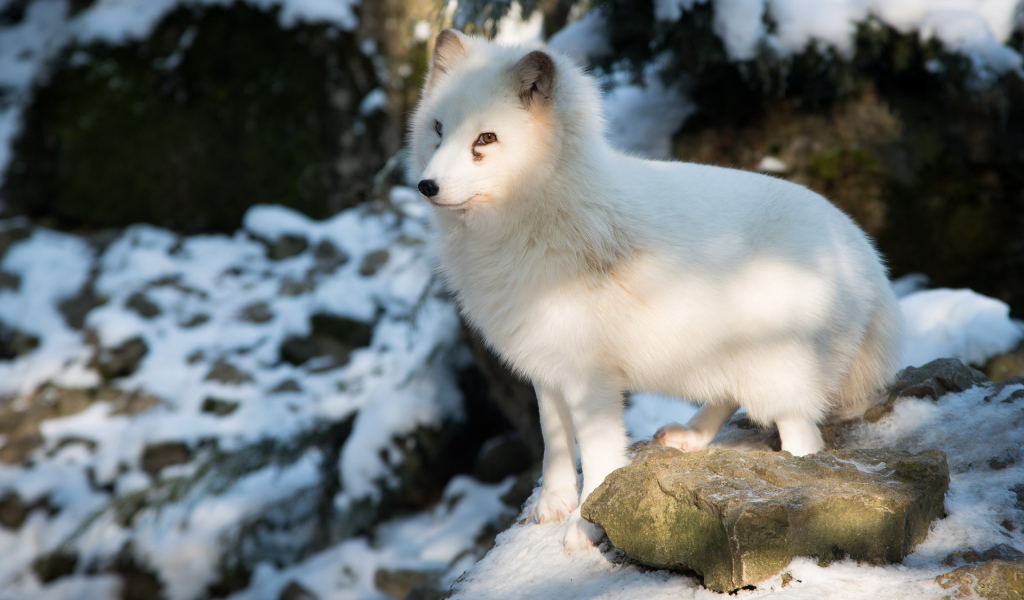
900, 288, 1023, 367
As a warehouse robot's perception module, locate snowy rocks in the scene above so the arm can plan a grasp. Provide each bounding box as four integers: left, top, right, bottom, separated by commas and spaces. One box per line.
936, 546, 1024, 600
581, 443, 949, 592
864, 358, 989, 422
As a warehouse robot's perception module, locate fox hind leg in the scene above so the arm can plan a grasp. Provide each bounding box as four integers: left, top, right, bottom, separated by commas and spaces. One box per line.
654, 402, 738, 451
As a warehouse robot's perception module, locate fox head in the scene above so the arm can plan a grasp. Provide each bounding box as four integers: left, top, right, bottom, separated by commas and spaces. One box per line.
409, 30, 567, 213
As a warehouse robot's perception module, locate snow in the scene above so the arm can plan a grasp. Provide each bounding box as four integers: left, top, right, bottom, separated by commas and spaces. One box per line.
548, 10, 612, 66
655, 0, 707, 23
624, 393, 699, 442
452, 377, 1024, 600
73, 0, 359, 43
603, 71, 695, 159
652, 0, 1023, 75
226, 475, 516, 600
900, 288, 1023, 368
756, 155, 788, 173
0, 229, 97, 395
494, 2, 544, 46
0, 187, 467, 599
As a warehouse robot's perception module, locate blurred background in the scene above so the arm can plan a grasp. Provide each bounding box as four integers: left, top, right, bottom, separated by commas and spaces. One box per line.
0, 1, 1021, 599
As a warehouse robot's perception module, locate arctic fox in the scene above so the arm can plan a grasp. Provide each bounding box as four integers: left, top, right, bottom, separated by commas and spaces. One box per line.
410, 30, 904, 552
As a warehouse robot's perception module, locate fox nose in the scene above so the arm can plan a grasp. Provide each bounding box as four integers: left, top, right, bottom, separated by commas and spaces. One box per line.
418, 179, 439, 198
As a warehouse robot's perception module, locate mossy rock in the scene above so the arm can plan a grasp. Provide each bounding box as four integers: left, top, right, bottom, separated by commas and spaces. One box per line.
3, 3, 388, 233
582, 444, 949, 592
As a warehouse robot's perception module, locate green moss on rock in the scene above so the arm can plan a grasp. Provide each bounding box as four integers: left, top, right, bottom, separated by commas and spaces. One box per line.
3, 3, 387, 233
582, 444, 949, 592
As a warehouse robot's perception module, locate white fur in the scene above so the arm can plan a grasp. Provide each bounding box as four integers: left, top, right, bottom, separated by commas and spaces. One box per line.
409, 32, 904, 552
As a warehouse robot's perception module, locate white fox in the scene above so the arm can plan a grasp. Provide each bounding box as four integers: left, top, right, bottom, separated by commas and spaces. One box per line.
409, 30, 903, 552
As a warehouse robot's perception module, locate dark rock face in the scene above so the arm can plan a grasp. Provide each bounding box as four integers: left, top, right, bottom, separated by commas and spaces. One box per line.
2, 3, 389, 233
463, 325, 542, 460
582, 443, 950, 592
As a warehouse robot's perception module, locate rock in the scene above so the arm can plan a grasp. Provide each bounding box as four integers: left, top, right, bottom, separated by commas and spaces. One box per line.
238, 301, 274, 324
312, 240, 348, 274
501, 464, 541, 510
94, 337, 149, 380
374, 569, 440, 600
279, 313, 372, 371
1011, 484, 1024, 511
472, 434, 533, 484
0, 493, 27, 529
109, 545, 165, 600
0, 386, 96, 464
201, 397, 240, 416
105, 389, 162, 416
279, 581, 318, 600
358, 249, 389, 276
0, 410, 41, 465
270, 379, 302, 394
57, 278, 103, 330
985, 378, 1024, 403
0, 322, 39, 359
140, 442, 192, 477
463, 325, 542, 460
204, 359, 254, 385
124, 292, 161, 318
180, 313, 210, 328
864, 358, 989, 422
0, 270, 19, 291
944, 544, 1024, 567
45, 386, 92, 417
936, 557, 1024, 600
987, 344, 1024, 383
33, 551, 78, 583
582, 443, 949, 592
3, 2, 389, 233
268, 235, 308, 261
279, 278, 316, 297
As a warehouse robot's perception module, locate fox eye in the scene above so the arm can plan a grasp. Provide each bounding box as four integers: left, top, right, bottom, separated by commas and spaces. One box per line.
475, 132, 497, 145
435, 120, 443, 136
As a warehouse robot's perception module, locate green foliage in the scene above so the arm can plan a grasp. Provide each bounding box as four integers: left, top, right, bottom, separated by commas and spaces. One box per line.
3, 3, 387, 233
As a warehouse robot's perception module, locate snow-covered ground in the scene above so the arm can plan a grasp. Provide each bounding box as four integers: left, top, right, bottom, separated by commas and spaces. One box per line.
0, 1, 1023, 599
452, 364, 1024, 600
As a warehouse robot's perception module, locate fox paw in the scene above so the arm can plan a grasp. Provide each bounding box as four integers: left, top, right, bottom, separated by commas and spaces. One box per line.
563, 510, 604, 555
653, 423, 712, 452
529, 485, 579, 524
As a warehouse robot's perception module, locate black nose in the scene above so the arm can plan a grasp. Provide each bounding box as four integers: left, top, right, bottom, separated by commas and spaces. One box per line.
418, 179, 439, 198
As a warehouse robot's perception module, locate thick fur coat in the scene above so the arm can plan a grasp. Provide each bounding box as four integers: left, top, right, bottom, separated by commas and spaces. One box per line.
409, 30, 904, 551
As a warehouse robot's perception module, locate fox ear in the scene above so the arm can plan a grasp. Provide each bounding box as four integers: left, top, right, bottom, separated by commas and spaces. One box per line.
427, 29, 468, 89
511, 50, 556, 107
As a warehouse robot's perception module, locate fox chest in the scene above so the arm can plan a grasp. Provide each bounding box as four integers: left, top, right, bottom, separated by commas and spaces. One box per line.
458, 279, 611, 378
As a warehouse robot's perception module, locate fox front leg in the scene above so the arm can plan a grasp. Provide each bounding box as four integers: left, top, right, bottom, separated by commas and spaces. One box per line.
559, 376, 629, 554
528, 383, 579, 524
